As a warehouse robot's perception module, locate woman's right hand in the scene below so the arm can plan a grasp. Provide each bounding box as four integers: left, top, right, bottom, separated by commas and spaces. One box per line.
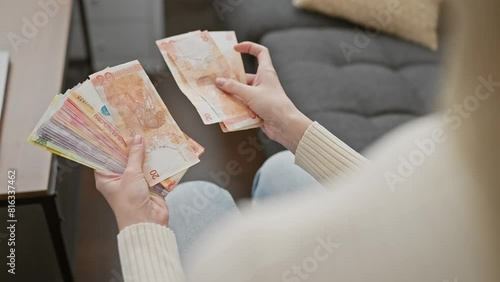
215, 42, 312, 153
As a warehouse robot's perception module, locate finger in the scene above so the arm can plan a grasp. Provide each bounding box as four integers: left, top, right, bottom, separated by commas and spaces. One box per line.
125, 135, 145, 173
150, 193, 167, 205
94, 170, 120, 194
215, 77, 253, 104
94, 170, 121, 179
246, 73, 256, 85
235, 42, 273, 68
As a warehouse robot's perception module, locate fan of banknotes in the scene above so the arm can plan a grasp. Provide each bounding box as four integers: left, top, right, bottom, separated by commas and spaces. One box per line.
29, 30, 258, 196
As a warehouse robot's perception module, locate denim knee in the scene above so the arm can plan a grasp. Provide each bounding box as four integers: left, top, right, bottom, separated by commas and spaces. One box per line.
165, 181, 239, 264
253, 151, 294, 181
167, 181, 235, 216
252, 150, 320, 200
260, 151, 295, 172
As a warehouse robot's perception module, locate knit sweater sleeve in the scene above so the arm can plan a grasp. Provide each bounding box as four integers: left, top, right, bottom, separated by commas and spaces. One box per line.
295, 122, 369, 185
117, 223, 185, 282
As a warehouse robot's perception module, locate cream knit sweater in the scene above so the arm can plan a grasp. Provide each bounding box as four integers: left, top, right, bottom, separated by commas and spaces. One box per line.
117, 121, 369, 282
116, 0, 500, 280
117, 118, 500, 282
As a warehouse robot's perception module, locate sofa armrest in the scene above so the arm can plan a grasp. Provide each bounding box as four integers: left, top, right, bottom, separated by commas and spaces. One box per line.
221, 0, 350, 43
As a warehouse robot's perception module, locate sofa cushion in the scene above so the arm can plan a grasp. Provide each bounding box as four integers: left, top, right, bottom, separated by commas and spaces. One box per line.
293, 0, 441, 50
222, 0, 352, 44
261, 28, 442, 153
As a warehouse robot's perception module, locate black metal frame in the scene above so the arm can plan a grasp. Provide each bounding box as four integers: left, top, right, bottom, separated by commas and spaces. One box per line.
78, 0, 94, 72
0, 158, 73, 282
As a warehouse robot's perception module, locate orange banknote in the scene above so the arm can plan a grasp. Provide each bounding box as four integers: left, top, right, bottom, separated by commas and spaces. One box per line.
210, 31, 264, 131
156, 134, 205, 195
157, 31, 262, 131
90, 60, 199, 186
157, 32, 220, 125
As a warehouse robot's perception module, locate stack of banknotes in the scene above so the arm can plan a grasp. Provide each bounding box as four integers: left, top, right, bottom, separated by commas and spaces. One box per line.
157, 30, 263, 132
29, 30, 257, 196
29, 61, 204, 196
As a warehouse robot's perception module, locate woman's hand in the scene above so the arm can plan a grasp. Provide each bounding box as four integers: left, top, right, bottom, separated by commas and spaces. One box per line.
215, 42, 312, 153
94, 135, 169, 231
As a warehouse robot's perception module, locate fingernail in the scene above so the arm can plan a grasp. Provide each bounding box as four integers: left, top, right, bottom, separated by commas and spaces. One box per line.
215, 77, 225, 87
133, 135, 142, 145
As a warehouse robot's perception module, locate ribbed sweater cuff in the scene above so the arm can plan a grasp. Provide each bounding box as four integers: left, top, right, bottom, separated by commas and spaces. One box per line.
117, 223, 185, 282
295, 122, 369, 185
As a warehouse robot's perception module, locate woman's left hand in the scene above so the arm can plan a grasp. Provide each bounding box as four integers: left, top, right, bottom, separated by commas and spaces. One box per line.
94, 135, 169, 231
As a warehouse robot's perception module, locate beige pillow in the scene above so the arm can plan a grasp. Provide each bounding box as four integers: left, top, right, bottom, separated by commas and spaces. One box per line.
293, 0, 441, 50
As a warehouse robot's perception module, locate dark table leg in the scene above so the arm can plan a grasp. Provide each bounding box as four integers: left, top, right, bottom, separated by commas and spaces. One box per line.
42, 196, 74, 282
78, 0, 94, 72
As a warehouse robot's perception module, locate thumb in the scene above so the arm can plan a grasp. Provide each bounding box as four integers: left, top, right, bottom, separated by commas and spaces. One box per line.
125, 135, 145, 173
215, 77, 253, 103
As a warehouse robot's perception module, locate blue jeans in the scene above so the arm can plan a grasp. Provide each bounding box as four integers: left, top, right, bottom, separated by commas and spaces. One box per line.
166, 151, 321, 265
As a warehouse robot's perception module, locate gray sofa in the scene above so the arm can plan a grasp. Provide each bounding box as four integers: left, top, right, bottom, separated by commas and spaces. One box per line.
223, 0, 443, 155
